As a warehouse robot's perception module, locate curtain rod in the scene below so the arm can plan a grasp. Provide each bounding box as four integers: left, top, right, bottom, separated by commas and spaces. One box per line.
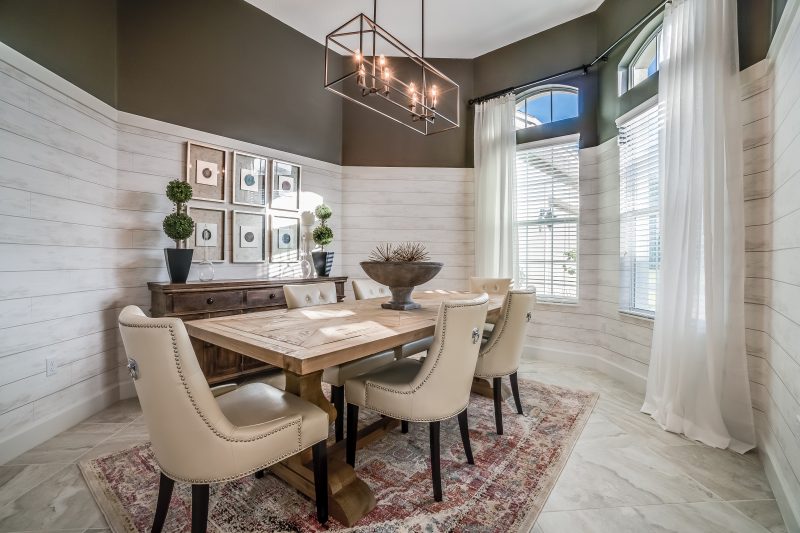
468, 0, 670, 107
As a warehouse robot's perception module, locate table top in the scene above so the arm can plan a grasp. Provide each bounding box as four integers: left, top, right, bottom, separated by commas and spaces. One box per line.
185, 290, 504, 375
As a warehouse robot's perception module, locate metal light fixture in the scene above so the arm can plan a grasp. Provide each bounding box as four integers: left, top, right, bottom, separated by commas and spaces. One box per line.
324, 0, 460, 136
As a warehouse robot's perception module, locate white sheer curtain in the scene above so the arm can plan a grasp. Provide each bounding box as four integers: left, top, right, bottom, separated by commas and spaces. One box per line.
642, 0, 756, 452
474, 94, 517, 278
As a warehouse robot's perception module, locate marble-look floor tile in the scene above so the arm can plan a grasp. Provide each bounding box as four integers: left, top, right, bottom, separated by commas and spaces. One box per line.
0, 464, 68, 509
82, 398, 141, 424
0, 465, 107, 531
653, 444, 774, 501
730, 500, 788, 533
536, 501, 772, 533
544, 442, 717, 511
5, 424, 122, 466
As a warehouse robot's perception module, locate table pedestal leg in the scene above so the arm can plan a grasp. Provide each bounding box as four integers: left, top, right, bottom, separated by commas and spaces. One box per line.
276, 369, 376, 527
471, 376, 511, 400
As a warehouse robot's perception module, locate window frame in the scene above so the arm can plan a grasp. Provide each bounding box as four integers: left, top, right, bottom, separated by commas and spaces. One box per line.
514, 133, 581, 304
515, 85, 579, 131
618, 18, 664, 96
616, 96, 661, 319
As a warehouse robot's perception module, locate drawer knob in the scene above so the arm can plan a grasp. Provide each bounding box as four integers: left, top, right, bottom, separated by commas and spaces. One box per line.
207, 297, 214, 305
269, 293, 275, 299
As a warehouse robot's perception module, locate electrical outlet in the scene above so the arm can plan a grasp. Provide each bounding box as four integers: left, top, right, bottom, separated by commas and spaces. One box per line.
46, 358, 57, 377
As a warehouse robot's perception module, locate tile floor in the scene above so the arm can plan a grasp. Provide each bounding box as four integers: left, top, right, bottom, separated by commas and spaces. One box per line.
0, 360, 787, 532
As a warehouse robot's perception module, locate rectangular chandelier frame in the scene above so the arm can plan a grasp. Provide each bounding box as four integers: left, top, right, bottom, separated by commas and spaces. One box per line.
324, 13, 460, 136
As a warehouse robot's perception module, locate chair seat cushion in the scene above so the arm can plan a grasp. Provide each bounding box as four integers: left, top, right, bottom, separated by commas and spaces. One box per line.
345, 358, 423, 419
322, 350, 395, 387
216, 382, 328, 448
401, 336, 434, 358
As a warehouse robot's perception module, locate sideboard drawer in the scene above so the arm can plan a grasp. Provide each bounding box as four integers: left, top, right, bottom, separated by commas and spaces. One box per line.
173, 291, 244, 314
246, 288, 286, 308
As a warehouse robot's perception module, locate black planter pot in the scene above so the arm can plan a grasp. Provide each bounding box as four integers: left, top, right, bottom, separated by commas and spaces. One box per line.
312, 251, 334, 277
164, 248, 193, 283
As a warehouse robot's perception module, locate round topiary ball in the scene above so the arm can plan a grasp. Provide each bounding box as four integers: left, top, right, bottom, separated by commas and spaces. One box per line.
314, 204, 332, 222
166, 179, 193, 204
163, 212, 194, 241
313, 225, 334, 246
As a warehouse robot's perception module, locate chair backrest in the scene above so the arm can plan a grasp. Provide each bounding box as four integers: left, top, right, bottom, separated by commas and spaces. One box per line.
469, 277, 513, 295
478, 289, 536, 377
117, 306, 238, 480
408, 294, 489, 419
352, 279, 390, 300
284, 282, 338, 309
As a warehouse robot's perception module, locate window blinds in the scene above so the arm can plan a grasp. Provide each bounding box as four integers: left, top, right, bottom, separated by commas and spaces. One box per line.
515, 139, 580, 302
618, 104, 662, 316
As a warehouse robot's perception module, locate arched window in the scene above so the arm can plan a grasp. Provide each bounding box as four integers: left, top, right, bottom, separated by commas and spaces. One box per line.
515, 85, 579, 130
619, 22, 663, 95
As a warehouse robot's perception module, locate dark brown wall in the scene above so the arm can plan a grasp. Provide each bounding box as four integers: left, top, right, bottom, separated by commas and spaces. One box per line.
341, 58, 473, 167
0, 0, 117, 106
117, 0, 342, 164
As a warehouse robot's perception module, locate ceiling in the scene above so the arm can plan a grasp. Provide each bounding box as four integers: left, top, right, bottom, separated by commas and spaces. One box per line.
243, 0, 604, 59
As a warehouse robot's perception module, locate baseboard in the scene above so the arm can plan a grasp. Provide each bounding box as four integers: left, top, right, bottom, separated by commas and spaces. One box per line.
522, 345, 647, 394
756, 417, 800, 533
0, 382, 126, 465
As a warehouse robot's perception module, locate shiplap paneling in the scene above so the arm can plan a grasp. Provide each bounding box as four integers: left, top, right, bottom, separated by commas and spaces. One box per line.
744, 5, 800, 528
0, 43, 343, 464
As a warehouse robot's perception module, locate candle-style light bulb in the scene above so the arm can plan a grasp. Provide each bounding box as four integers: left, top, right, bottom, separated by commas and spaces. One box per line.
379, 54, 386, 68
357, 63, 367, 89
383, 68, 391, 95
354, 49, 362, 62
431, 85, 438, 110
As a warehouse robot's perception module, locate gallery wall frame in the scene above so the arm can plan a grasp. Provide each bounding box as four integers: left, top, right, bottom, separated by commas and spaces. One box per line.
188, 206, 226, 262
270, 214, 300, 263
270, 159, 301, 212
232, 210, 267, 263
186, 141, 228, 203
232, 150, 268, 207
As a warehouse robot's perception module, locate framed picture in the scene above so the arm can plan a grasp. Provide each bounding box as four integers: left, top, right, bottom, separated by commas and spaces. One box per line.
270, 215, 300, 263
232, 211, 266, 263
232, 151, 267, 207
186, 141, 228, 202
188, 206, 226, 262
270, 159, 301, 211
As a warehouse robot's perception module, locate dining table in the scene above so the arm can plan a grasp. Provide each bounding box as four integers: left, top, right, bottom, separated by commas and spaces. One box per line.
185, 289, 504, 526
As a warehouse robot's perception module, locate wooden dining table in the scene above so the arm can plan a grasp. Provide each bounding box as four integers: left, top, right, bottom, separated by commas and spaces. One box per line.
185, 289, 504, 526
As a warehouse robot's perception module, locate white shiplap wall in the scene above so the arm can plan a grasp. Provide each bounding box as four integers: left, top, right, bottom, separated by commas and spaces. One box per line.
339, 166, 474, 299
744, 3, 800, 529
0, 43, 342, 463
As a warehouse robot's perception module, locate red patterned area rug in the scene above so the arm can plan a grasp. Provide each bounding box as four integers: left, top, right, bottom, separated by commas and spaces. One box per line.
80, 379, 597, 532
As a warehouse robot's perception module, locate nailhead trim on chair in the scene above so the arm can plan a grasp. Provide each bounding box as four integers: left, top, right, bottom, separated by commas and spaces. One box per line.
474, 291, 534, 379
361, 299, 484, 422
119, 319, 309, 484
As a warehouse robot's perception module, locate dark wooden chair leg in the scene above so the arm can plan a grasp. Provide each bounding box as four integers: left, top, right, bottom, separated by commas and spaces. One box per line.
312, 440, 329, 525
429, 421, 442, 502
510, 372, 523, 415
332, 385, 345, 442
346, 403, 359, 467
254, 469, 265, 479
493, 377, 504, 435
457, 409, 474, 464
191, 484, 209, 533
401, 420, 409, 433
151, 472, 174, 533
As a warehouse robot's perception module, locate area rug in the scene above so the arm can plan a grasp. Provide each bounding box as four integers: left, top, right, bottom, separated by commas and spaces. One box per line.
80, 379, 597, 532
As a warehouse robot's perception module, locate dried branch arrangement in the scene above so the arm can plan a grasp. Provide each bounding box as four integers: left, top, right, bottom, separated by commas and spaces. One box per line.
368, 242, 430, 262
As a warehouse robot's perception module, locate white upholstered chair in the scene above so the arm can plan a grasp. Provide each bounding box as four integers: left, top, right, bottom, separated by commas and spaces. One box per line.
474, 289, 536, 434
117, 306, 330, 530
469, 277, 513, 337
469, 277, 513, 294
284, 282, 395, 442
345, 294, 489, 502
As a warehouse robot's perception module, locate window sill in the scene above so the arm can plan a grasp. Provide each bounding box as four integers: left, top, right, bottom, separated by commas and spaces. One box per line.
537, 299, 579, 307
618, 309, 655, 321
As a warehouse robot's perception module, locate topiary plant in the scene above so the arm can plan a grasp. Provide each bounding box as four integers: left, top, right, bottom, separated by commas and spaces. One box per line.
312, 204, 334, 250
162, 179, 194, 248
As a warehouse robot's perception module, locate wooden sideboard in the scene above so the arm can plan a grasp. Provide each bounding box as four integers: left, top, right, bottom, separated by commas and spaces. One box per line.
148, 277, 348, 384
